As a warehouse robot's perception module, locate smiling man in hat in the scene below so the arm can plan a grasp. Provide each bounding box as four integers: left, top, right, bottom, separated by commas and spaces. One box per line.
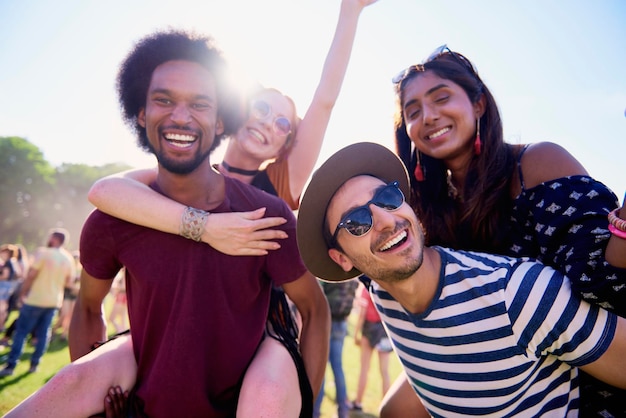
296, 142, 626, 417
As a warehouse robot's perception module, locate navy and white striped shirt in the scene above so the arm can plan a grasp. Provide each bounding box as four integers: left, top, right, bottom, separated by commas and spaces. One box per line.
369, 247, 616, 417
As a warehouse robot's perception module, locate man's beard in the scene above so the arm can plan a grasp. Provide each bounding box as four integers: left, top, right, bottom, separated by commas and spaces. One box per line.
348, 220, 425, 284
153, 147, 212, 175
146, 130, 212, 175
352, 251, 423, 284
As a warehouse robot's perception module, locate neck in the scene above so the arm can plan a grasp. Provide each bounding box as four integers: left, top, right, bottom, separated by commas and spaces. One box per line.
156, 162, 225, 210
221, 160, 259, 176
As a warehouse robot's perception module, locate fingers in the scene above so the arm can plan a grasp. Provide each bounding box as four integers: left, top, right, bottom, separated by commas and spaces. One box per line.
250, 228, 288, 241
243, 209, 287, 228
104, 386, 129, 418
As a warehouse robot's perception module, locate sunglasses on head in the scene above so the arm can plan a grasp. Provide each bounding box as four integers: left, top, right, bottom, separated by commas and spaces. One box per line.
332, 181, 405, 244
391, 44, 477, 85
250, 100, 292, 137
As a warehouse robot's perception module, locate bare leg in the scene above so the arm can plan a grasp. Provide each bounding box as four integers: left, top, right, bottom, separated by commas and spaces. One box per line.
237, 337, 301, 418
379, 372, 430, 418
0, 300, 8, 330
4, 334, 136, 418
59, 300, 76, 339
354, 339, 373, 405
377, 350, 391, 396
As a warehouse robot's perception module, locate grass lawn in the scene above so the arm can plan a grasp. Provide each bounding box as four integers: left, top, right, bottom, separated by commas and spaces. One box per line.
1, 299, 403, 417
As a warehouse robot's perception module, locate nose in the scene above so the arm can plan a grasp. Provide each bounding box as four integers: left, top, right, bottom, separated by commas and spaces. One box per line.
256, 112, 274, 130
370, 204, 396, 233
171, 103, 192, 125
421, 103, 439, 125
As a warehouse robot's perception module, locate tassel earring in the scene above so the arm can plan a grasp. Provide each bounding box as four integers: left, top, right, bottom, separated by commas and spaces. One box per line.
413, 151, 425, 181
474, 118, 482, 155
414, 164, 425, 181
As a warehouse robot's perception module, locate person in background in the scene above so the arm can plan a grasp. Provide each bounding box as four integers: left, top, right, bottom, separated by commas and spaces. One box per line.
0, 244, 20, 331
0, 229, 75, 376
0, 244, 30, 346
108, 268, 128, 334
296, 141, 626, 417
53, 251, 81, 341
313, 279, 358, 418
349, 284, 391, 412
9, 244, 30, 311
382, 44, 626, 417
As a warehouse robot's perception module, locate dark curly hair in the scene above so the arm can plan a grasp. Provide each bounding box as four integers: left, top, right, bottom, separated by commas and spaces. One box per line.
393, 51, 516, 253
116, 28, 244, 153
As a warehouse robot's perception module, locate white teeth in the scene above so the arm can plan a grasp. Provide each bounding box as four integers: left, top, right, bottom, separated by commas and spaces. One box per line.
427, 127, 450, 140
170, 141, 191, 148
249, 129, 266, 144
165, 133, 195, 142
380, 231, 407, 251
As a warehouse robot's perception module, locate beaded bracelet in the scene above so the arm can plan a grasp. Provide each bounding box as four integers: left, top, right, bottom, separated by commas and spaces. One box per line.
608, 208, 626, 232
608, 224, 626, 240
180, 206, 210, 242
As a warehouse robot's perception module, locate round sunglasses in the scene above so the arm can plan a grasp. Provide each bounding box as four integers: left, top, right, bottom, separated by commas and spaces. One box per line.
250, 100, 292, 137
332, 181, 405, 243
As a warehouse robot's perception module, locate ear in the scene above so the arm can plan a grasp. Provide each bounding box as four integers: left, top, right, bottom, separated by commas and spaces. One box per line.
328, 248, 355, 273
215, 117, 224, 136
138, 108, 146, 128
474, 94, 486, 119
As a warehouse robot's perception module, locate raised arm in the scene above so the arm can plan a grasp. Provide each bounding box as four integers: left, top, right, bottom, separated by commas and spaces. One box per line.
88, 169, 288, 256
287, 0, 379, 201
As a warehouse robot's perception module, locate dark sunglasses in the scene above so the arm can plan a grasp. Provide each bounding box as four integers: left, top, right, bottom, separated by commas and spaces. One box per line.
250, 100, 292, 137
332, 181, 404, 243
391, 44, 476, 85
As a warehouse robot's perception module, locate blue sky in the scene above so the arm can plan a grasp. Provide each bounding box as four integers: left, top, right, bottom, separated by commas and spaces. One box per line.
1, 0, 624, 198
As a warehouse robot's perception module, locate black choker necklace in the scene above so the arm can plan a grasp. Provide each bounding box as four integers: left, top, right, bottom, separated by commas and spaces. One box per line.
221, 161, 259, 176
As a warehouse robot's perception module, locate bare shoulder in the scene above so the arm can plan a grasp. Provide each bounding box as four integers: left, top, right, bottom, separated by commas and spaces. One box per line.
520, 142, 588, 189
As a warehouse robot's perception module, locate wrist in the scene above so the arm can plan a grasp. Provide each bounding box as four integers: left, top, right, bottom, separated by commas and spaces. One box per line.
608, 208, 626, 232
608, 224, 626, 239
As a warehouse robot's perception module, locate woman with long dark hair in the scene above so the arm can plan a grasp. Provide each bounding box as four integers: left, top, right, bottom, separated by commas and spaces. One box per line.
382, 44, 626, 417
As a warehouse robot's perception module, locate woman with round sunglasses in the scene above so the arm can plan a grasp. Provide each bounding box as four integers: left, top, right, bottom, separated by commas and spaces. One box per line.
67, 1, 376, 418
379, 45, 626, 418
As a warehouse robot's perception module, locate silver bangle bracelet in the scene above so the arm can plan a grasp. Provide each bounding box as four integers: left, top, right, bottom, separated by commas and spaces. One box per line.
180, 206, 210, 242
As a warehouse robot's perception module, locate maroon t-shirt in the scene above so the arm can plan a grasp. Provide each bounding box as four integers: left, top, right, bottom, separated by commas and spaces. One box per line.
80, 177, 307, 417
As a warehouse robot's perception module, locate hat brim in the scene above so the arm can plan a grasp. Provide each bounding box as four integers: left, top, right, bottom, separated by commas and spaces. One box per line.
297, 142, 410, 282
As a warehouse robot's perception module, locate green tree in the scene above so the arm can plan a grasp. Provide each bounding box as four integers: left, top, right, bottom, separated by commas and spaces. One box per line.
0, 136, 56, 246
0, 136, 132, 250
52, 162, 131, 249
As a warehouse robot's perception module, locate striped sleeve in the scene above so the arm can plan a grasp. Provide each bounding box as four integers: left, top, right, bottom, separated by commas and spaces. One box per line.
505, 261, 616, 366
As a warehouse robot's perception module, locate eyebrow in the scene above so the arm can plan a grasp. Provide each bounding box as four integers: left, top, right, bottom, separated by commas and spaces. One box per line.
402, 83, 449, 111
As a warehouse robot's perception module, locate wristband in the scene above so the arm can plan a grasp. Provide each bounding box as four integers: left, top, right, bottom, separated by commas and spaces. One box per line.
608, 208, 626, 232
608, 224, 626, 240
180, 206, 210, 242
